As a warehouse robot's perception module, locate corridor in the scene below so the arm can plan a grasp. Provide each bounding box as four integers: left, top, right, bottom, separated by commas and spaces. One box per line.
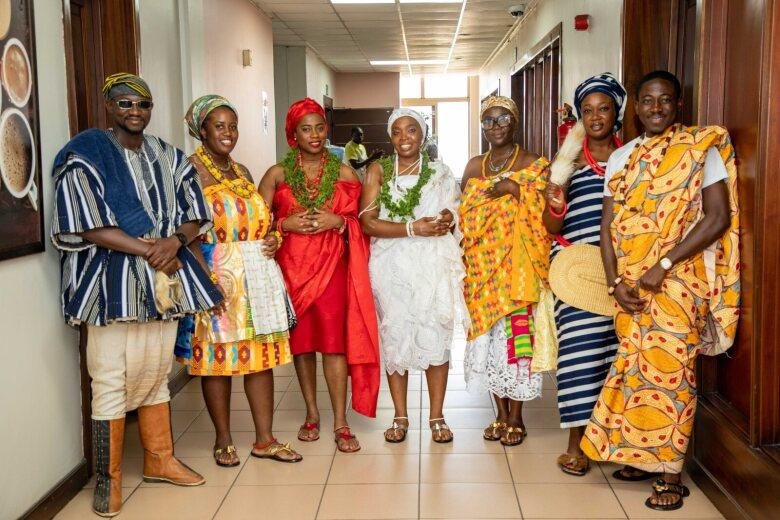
55, 340, 724, 519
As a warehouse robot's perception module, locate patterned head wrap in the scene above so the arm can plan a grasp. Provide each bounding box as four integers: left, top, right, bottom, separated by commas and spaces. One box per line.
285, 98, 326, 147
102, 72, 152, 100
573, 72, 627, 131
387, 108, 427, 142
480, 95, 520, 123
184, 95, 237, 140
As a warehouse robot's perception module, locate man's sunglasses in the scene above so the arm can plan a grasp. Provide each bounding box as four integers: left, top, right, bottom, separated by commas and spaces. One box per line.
114, 99, 154, 111
481, 113, 513, 130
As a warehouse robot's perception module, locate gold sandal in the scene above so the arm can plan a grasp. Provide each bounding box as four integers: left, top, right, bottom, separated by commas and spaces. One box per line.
500, 426, 526, 446
250, 438, 303, 463
213, 444, 240, 467
483, 420, 507, 441
384, 416, 409, 443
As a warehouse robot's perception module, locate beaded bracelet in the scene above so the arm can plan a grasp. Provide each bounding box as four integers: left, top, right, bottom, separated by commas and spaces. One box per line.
607, 276, 623, 295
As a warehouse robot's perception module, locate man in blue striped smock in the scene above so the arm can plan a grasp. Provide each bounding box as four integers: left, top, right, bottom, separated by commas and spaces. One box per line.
51, 73, 223, 518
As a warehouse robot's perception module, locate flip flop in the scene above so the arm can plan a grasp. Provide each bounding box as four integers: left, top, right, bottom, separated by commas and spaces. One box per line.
612, 468, 656, 482
334, 426, 361, 453
213, 444, 240, 467
384, 417, 409, 443
556, 453, 590, 476
644, 479, 687, 511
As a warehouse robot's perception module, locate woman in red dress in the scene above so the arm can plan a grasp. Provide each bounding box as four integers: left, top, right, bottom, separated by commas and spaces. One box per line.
259, 98, 379, 452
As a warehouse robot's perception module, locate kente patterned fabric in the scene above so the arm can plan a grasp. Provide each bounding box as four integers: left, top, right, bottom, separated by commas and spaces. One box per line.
51, 130, 221, 325
506, 307, 534, 363
459, 157, 552, 340
101, 72, 152, 99
573, 72, 627, 131
178, 178, 293, 376
551, 164, 619, 429
480, 95, 520, 122
273, 173, 380, 417
580, 124, 740, 473
184, 95, 237, 140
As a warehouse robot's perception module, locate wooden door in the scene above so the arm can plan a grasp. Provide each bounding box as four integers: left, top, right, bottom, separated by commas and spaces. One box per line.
510, 24, 560, 159
622, 1, 780, 517
62, 0, 140, 476
64, 0, 139, 135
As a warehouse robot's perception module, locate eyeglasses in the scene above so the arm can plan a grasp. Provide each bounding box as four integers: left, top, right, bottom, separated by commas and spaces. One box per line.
114, 99, 154, 111
481, 114, 513, 130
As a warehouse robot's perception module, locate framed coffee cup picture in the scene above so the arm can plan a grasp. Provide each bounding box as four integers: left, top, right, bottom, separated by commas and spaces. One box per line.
0, 0, 42, 261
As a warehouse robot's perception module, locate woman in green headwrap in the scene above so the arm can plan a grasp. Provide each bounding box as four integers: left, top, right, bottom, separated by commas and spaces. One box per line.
177, 95, 302, 466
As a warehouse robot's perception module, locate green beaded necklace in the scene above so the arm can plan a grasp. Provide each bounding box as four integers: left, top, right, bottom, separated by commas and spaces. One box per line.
282, 148, 341, 212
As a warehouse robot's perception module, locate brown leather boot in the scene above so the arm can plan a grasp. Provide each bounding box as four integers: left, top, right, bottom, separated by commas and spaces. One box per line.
92, 417, 125, 517
137, 402, 205, 486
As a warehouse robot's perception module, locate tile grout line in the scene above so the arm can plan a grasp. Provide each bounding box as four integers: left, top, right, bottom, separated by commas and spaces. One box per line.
209, 453, 249, 520
417, 375, 423, 520
601, 463, 631, 520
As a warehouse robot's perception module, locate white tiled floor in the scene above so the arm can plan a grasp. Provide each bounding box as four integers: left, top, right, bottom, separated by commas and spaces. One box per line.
56, 344, 724, 519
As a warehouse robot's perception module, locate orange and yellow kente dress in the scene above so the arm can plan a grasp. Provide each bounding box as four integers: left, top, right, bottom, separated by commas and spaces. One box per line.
580, 124, 740, 473
460, 157, 555, 401
180, 175, 294, 376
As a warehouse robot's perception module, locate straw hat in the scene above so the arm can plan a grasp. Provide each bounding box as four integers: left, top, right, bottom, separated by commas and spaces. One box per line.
549, 244, 617, 317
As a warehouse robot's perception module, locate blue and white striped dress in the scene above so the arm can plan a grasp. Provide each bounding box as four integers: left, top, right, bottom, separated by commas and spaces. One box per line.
551, 163, 619, 428
52, 130, 222, 326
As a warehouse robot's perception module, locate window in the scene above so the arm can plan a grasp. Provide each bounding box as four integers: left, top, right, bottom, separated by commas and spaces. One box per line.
400, 75, 422, 99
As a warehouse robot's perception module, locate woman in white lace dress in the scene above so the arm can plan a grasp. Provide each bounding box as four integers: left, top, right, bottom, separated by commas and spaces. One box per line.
360, 109, 470, 443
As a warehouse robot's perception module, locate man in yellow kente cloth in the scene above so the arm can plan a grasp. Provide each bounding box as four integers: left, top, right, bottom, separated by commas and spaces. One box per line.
581, 70, 740, 512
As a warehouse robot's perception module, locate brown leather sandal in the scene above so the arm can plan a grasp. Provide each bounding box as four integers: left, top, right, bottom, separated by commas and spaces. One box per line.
556, 452, 590, 476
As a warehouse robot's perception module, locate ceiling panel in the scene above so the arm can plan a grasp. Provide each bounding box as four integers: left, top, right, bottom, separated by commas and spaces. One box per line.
251, 0, 521, 74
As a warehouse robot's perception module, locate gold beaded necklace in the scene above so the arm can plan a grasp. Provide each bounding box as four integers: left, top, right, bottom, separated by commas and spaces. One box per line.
196, 146, 256, 198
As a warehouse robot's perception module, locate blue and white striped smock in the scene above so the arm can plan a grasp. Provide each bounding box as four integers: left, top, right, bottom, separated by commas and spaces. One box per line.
551, 163, 619, 429
51, 130, 222, 326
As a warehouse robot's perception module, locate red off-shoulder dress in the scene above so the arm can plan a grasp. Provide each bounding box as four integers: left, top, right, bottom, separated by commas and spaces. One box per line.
273, 180, 379, 417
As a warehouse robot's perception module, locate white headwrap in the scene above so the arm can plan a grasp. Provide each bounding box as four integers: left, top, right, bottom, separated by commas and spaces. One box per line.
387, 108, 428, 142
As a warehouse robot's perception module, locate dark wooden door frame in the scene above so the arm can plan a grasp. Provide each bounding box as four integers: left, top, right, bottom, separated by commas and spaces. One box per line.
510, 23, 562, 159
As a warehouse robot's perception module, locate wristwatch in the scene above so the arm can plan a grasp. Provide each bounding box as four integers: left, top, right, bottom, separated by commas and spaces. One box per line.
659, 257, 673, 270
174, 232, 188, 248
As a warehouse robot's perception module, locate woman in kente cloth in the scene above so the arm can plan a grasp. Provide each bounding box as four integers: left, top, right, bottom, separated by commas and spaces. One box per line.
460, 95, 556, 446
580, 70, 740, 511
360, 108, 470, 444
176, 95, 302, 466
543, 73, 626, 476
258, 98, 380, 453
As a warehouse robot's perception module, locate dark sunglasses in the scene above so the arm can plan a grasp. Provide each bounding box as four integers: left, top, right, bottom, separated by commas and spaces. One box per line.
481, 113, 513, 130
115, 99, 154, 111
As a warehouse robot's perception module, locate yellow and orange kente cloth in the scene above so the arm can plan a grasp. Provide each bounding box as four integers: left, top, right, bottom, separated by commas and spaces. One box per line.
181, 180, 293, 376
580, 124, 740, 473
460, 157, 553, 340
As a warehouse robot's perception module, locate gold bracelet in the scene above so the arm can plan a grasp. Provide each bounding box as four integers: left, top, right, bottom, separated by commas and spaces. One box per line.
271, 230, 283, 245
209, 272, 219, 284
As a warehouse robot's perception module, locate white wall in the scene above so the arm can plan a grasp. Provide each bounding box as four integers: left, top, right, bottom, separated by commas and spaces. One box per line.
305, 48, 335, 104
139, 0, 187, 150
203, 0, 278, 179
480, 0, 623, 106
0, 2, 82, 518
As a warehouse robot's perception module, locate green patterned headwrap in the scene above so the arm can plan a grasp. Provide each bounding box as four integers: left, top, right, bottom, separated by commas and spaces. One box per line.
102, 72, 152, 100
184, 94, 238, 140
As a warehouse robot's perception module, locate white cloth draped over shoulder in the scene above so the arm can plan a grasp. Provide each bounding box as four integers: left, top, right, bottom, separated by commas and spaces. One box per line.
369, 160, 471, 375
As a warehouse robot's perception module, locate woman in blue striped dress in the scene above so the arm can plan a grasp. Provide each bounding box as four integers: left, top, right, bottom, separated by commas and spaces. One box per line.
544, 73, 626, 476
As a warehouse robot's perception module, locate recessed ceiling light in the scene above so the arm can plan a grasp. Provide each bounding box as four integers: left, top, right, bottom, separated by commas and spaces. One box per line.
370, 59, 449, 65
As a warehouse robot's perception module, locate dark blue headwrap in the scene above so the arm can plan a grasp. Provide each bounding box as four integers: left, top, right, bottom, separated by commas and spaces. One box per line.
573, 72, 627, 131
